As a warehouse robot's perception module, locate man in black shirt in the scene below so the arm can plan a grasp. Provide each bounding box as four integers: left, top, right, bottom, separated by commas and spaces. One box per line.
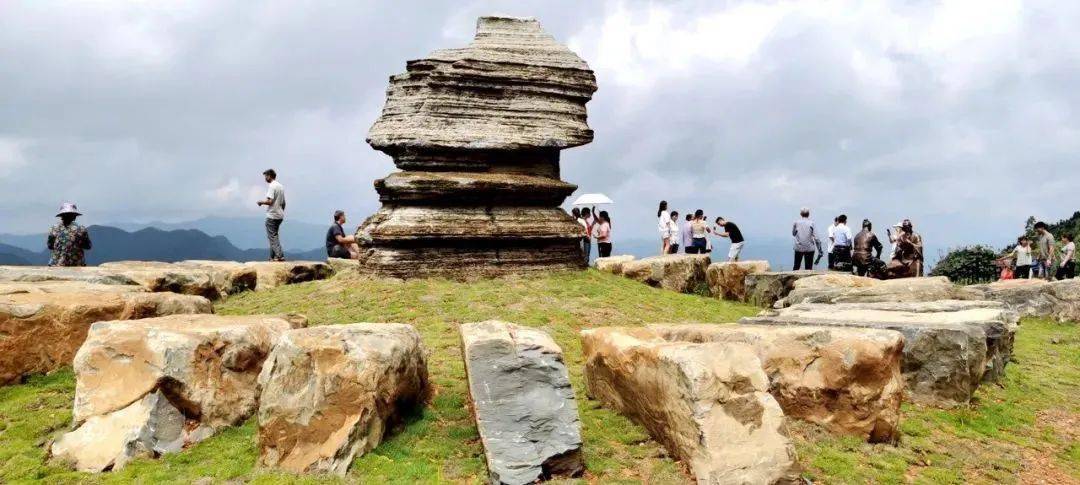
714, 217, 745, 262
326, 210, 359, 259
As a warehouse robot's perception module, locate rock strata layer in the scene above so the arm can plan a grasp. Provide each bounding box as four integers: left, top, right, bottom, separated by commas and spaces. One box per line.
460, 321, 584, 484
620, 254, 710, 294
357, 16, 597, 278
743, 303, 1018, 406
967, 279, 1080, 322
0, 289, 212, 385
706, 260, 770, 301
581, 327, 800, 483
744, 270, 825, 307
51, 314, 305, 472
257, 323, 430, 476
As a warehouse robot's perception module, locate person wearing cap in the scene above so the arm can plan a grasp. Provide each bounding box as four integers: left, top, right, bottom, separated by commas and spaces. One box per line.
257, 169, 286, 262
886, 219, 924, 278
326, 210, 359, 259
47, 202, 92, 267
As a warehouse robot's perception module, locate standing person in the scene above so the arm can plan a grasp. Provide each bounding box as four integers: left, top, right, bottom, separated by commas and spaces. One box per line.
667, 211, 681, 254
831, 215, 854, 270
596, 211, 613, 258
578, 207, 596, 265
713, 217, 745, 262
688, 210, 709, 254
792, 208, 823, 270
657, 201, 672, 255
257, 169, 286, 262
1010, 237, 1033, 279
679, 213, 693, 254
326, 210, 360, 259
571, 207, 584, 258
1034, 222, 1055, 280
852, 219, 883, 277
1056, 234, 1075, 280
47, 202, 92, 267
826, 217, 839, 269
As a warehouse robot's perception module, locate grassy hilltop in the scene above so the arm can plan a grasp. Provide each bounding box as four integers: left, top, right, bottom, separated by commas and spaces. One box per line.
1, 270, 1077, 484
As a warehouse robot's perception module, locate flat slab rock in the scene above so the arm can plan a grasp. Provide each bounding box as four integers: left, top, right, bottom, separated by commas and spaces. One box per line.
706, 260, 770, 301
587, 324, 904, 443
743, 270, 825, 308
743, 303, 1019, 406
257, 323, 430, 476
0, 288, 212, 385
777, 274, 971, 307
100, 260, 259, 300
581, 327, 800, 484
620, 254, 710, 294
178, 260, 334, 291
460, 321, 583, 484
967, 278, 1080, 322
594, 255, 634, 274
51, 314, 306, 472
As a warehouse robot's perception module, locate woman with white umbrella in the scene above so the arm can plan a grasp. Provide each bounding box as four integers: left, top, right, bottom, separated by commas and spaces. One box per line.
572, 193, 613, 263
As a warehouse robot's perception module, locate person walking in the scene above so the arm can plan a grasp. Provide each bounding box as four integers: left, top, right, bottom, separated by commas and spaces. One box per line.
713, 216, 745, 262
657, 201, 673, 255
792, 207, 823, 270
852, 219, 883, 277
1010, 237, 1034, 279
326, 210, 360, 259
596, 211, 613, 258
47, 202, 92, 267
258, 169, 286, 261
1056, 234, 1075, 280
1034, 222, 1055, 280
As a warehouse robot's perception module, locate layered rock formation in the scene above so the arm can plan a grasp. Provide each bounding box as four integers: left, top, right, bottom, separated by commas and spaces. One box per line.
357, 16, 597, 278
619, 254, 711, 294
460, 321, 583, 484
581, 327, 800, 483
51, 314, 305, 472
257, 324, 430, 476
706, 260, 771, 301
1, 287, 212, 385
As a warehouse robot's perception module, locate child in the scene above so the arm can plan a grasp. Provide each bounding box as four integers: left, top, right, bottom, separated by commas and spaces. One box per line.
1011, 236, 1033, 279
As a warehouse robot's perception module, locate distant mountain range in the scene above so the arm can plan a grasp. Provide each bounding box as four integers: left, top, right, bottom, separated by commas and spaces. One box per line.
105, 216, 330, 251
0, 225, 325, 266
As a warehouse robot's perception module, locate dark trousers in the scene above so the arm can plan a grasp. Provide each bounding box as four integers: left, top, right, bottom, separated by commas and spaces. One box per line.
794, 251, 814, 270
855, 263, 868, 276
686, 238, 707, 254
668, 243, 680, 254
582, 239, 592, 264
265, 218, 284, 261
1015, 265, 1031, 279
1056, 261, 1076, 279
598, 242, 612, 258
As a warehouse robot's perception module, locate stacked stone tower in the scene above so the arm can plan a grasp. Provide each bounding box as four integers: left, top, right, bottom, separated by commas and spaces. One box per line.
358, 16, 598, 278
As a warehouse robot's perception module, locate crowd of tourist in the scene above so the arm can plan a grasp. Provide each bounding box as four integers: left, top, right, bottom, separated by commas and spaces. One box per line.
573, 206, 612, 264
655, 201, 746, 262
1000, 222, 1075, 280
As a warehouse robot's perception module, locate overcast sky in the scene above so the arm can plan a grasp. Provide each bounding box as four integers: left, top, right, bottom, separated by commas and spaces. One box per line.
2, 0, 1078, 256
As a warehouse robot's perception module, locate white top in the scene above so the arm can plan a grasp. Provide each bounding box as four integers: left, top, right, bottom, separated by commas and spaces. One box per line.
264, 180, 286, 220
1062, 241, 1075, 263
1013, 245, 1033, 266
827, 224, 837, 251
833, 224, 853, 247
658, 211, 672, 237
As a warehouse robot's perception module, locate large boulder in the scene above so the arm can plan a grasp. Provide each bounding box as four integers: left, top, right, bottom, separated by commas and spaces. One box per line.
326, 257, 357, 275
619, 254, 710, 294
594, 255, 635, 275
257, 323, 429, 476
243, 261, 334, 290
967, 279, 1080, 322
743, 303, 1019, 406
581, 328, 800, 484
460, 321, 584, 484
706, 260, 770, 301
51, 314, 305, 472
0, 265, 140, 286
102, 261, 258, 300
0, 289, 212, 385
777, 274, 969, 307
588, 324, 904, 443
743, 270, 825, 308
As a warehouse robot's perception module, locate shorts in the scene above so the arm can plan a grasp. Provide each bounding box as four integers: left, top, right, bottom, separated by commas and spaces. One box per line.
328, 245, 351, 259
728, 241, 745, 259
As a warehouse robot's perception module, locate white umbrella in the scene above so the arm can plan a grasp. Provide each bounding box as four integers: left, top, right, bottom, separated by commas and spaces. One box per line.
571, 193, 613, 205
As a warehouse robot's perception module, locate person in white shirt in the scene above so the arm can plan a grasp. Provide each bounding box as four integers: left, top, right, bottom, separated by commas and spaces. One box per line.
830, 215, 854, 270
257, 169, 286, 261
1056, 233, 1075, 280
1011, 236, 1034, 279
657, 201, 673, 255
826, 217, 839, 269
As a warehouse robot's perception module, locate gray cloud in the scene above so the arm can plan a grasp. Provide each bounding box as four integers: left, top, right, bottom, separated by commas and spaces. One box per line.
2, 0, 1078, 258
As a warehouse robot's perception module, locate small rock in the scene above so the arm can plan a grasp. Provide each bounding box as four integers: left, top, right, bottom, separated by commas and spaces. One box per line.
620, 254, 710, 294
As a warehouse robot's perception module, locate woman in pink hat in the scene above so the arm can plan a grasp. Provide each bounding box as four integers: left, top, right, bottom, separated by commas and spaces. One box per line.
47, 202, 92, 266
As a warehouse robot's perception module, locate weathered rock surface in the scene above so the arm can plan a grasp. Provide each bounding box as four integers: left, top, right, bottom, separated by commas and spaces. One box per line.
326, 257, 356, 274
101, 260, 258, 300
706, 260, 770, 301
594, 255, 634, 274
51, 314, 305, 472
257, 324, 430, 476
581, 327, 800, 484
357, 16, 597, 278
587, 325, 904, 443
744, 270, 825, 307
777, 274, 970, 307
0, 265, 140, 286
743, 304, 1019, 405
460, 321, 583, 484
967, 278, 1080, 322
620, 254, 710, 294
242, 261, 334, 290
0, 290, 212, 385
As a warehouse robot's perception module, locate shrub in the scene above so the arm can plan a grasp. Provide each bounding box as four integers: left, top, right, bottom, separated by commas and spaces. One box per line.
930, 245, 1000, 284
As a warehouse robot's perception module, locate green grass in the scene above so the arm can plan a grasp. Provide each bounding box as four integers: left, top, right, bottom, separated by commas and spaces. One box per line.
0, 270, 1077, 484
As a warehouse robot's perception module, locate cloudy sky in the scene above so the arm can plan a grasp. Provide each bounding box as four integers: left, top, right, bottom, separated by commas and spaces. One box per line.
2, 0, 1078, 256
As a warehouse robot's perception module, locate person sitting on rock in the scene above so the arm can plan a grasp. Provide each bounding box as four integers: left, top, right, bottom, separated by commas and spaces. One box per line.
886, 219, 924, 278
326, 210, 360, 259
852, 219, 883, 277
47, 202, 92, 267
